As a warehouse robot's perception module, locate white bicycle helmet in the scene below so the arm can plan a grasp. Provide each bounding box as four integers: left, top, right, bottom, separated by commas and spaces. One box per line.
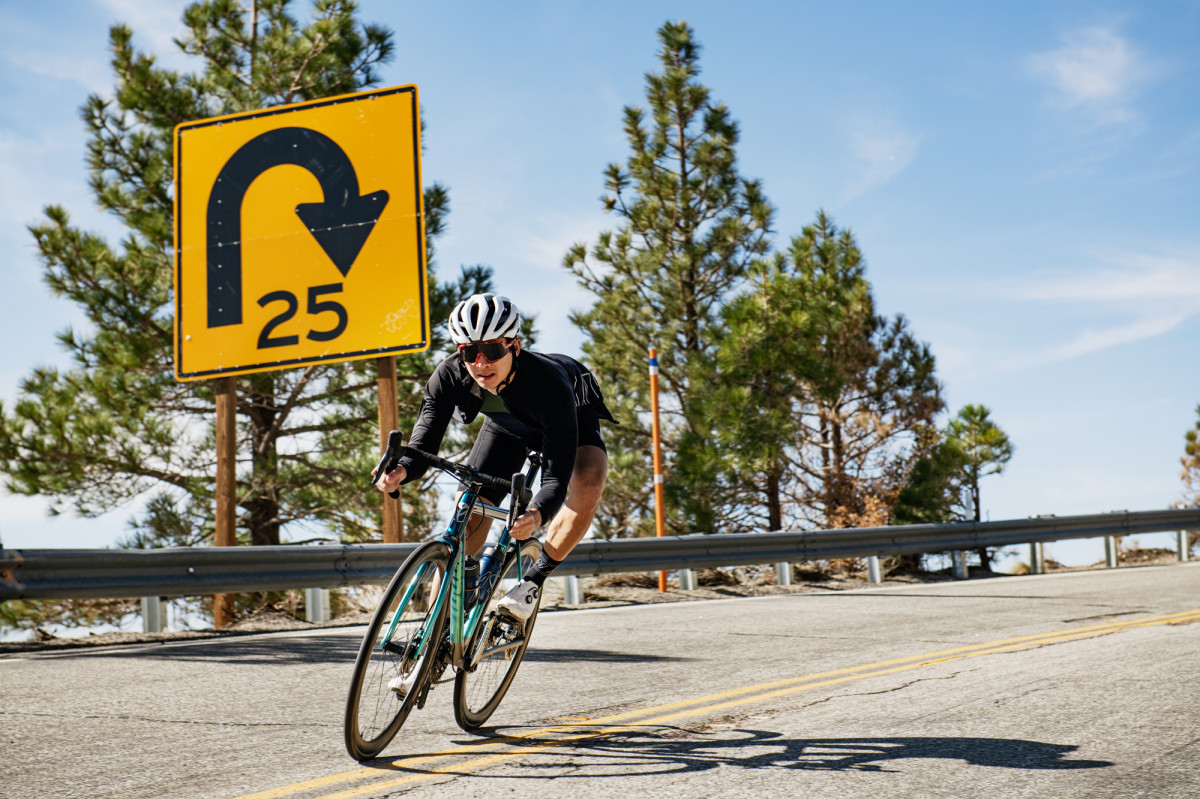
447, 293, 521, 344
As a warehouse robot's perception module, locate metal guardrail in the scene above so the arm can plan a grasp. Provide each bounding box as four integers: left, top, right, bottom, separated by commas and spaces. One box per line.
2, 508, 1198, 601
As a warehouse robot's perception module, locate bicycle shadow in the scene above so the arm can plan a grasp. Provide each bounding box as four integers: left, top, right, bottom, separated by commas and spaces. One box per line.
87, 633, 362, 665
377, 727, 1112, 777
522, 648, 691, 664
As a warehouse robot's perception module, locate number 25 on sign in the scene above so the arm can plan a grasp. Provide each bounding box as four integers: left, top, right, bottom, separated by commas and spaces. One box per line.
173, 85, 430, 381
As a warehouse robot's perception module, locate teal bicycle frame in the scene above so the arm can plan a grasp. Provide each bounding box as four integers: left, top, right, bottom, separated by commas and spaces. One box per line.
381, 484, 529, 672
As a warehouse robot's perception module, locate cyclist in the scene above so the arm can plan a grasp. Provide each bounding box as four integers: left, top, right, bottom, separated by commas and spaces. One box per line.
374, 293, 614, 622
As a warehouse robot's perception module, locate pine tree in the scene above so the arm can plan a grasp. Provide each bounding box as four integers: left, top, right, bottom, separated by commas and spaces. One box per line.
785, 212, 944, 529
0, 1, 488, 551
706, 211, 944, 534
1181, 405, 1200, 505
946, 404, 1015, 524
945, 403, 1014, 570
892, 429, 969, 525
565, 20, 773, 536
707, 252, 818, 532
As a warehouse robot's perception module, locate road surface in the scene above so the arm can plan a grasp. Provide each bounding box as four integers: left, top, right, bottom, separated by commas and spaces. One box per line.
3, 562, 1198, 798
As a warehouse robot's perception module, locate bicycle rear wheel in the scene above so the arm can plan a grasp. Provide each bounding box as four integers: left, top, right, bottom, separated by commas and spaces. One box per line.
453, 538, 543, 731
345, 541, 449, 760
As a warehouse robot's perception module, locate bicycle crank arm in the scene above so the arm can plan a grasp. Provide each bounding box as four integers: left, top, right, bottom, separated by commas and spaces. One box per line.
472, 637, 526, 664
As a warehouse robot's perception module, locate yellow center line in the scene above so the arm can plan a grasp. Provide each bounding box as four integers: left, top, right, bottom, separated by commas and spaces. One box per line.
238, 608, 1200, 799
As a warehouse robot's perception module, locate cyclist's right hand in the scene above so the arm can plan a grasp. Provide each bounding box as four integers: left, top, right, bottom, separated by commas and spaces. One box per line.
373, 464, 407, 494
507, 507, 542, 539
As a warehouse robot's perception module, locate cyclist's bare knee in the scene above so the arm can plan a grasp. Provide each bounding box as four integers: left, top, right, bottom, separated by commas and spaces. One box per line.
465, 510, 495, 555
570, 446, 608, 502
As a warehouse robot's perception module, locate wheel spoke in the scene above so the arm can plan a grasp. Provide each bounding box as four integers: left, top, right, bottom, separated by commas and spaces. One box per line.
453, 540, 542, 730
344, 542, 448, 760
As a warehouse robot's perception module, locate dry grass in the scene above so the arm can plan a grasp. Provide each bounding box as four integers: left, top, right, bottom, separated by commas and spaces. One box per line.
593, 572, 659, 588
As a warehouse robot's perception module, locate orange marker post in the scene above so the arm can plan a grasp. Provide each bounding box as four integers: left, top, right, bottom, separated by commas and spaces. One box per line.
649, 347, 668, 592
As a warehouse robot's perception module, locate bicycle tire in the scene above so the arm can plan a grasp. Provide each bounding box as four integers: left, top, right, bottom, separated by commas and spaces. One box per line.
344, 540, 450, 760
453, 538, 543, 731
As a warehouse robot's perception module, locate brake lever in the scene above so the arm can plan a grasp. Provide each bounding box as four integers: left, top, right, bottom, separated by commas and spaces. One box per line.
372, 429, 404, 498
506, 472, 526, 531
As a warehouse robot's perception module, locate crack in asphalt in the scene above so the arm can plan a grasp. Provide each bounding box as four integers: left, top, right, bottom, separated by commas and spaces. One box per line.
1061, 609, 1149, 623
1001, 680, 1059, 703
727, 632, 974, 647
799, 671, 964, 710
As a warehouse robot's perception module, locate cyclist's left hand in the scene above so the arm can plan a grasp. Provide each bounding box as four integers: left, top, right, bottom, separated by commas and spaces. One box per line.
509, 508, 542, 539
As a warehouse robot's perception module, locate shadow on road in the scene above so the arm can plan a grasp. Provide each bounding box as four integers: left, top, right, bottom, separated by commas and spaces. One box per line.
57, 635, 679, 668
523, 648, 690, 664
85, 634, 361, 665
378, 728, 1111, 777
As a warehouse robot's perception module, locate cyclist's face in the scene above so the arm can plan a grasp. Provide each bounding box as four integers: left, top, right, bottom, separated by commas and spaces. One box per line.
462, 338, 517, 392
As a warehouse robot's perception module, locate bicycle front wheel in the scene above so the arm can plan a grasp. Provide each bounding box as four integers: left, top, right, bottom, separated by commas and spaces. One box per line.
453, 538, 543, 731
344, 541, 449, 760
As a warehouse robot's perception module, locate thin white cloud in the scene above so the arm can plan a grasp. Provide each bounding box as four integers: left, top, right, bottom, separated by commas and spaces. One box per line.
481, 210, 607, 357
10, 54, 111, 95
0, 12, 109, 94
940, 312, 1190, 384
95, 0, 190, 60
1005, 252, 1200, 303
1026, 25, 1155, 126
1035, 313, 1189, 362
837, 114, 922, 206
1, 1, 191, 94
938, 250, 1200, 381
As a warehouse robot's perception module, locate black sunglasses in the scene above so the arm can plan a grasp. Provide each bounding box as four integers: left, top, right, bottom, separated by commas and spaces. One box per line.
458, 340, 511, 364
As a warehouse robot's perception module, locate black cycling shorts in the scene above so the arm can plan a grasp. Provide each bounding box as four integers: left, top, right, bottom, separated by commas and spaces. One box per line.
466, 412, 607, 506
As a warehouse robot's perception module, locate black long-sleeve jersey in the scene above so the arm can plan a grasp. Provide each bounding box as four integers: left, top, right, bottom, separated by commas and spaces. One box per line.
398, 350, 614, 520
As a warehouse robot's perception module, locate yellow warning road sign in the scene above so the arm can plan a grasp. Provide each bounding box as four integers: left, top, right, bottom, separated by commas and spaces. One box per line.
173, 84, 428, 381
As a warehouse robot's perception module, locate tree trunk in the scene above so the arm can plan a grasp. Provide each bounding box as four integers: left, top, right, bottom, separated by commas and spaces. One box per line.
824, 407, 852, 525
766, 468, 782, 532
819, 415, 832, 520
245, 379, 281, 547
971, 479, 991, 572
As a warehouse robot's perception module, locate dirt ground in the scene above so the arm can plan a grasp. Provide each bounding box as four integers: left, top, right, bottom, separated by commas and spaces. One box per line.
1, 552, 1184, 655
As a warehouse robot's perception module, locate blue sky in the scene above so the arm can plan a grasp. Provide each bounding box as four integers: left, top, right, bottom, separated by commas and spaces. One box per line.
1, 1, 1198, 566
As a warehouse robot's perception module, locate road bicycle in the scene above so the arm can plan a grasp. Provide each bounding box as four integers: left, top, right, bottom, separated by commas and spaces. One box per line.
344, 430, 545, 761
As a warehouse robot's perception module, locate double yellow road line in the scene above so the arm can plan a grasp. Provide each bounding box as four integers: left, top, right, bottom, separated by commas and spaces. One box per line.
242, 607, 1200, 799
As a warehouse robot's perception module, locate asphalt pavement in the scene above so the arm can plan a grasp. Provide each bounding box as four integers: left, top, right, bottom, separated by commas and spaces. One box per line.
2, 562, 1198, 798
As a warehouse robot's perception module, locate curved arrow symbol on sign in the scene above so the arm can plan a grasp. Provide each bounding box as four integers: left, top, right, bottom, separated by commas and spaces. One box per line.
206, 126, 390, 328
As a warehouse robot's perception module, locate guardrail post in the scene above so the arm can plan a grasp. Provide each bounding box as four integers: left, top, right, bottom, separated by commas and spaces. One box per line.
305, 588, 330, 623
952, 551, 968, 580
1178, 530, 1190, 562
141, 596, 167, 633
775, 562, 792, 586
678, 568, 696, 591
1030, 542, 1044, 575
867, 556, 882, 584
1104, 536, 1119, 569
561, 575, 581, 606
